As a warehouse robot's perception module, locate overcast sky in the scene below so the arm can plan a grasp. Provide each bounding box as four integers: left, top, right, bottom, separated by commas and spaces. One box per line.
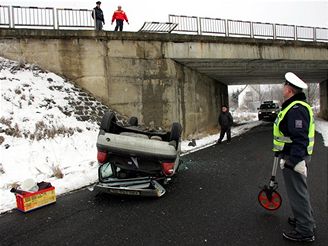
1, 0, 327, 31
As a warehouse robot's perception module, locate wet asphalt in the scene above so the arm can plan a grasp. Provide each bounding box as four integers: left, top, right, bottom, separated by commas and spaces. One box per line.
0, 123, 327, 246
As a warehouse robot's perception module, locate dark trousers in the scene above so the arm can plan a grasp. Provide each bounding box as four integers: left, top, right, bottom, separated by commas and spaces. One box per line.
218, 127, 231, 142
96, 20, 103, 31
282, 166, 315, 236
114, 20, 124, 31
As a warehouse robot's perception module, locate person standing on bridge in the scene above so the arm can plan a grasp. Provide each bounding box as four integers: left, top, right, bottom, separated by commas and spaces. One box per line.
111, 5, 129, 31
216, 105, 233, 144
92, 1, 105, 31
273, 72, 316, 242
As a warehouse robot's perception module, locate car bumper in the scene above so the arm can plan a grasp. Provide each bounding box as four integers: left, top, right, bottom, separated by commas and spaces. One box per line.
259, 113, 277, 121
93, 177, 166, 197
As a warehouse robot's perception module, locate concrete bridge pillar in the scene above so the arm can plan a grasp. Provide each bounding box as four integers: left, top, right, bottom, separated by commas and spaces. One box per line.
320, 80, 328, 120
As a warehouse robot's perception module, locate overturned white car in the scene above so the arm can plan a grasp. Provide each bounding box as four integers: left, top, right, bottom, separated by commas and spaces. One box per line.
94, 111, 182, 197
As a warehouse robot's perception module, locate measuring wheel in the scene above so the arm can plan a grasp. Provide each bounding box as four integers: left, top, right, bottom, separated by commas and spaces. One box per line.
258, 186, 282, 211
258, 156, 282, 211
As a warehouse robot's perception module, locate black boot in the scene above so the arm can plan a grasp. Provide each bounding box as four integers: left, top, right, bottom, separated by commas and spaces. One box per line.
283, 230, 315, 242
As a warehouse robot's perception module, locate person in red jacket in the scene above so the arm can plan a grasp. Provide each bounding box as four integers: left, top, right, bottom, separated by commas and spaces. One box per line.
111, 5, 129, 31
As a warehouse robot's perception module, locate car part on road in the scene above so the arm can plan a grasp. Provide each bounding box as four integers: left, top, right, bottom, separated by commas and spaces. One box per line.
258, 156, 282, 211
94, 177, 166, 197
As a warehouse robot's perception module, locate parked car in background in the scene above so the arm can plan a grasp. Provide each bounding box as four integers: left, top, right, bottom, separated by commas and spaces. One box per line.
258, 101, 280, 122
94, 111, 182, 197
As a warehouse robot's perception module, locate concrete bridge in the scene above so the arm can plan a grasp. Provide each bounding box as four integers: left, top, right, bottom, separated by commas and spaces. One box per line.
0, 29, 327, 137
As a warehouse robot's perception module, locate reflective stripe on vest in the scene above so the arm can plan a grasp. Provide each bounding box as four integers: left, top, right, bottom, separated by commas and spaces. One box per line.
273, 100, 315, 155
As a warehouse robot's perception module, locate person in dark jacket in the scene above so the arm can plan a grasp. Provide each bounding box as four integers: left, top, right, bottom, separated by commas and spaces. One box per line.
273, 72, 316, 242
216, 105, 233, 144
92, 1, 105, 31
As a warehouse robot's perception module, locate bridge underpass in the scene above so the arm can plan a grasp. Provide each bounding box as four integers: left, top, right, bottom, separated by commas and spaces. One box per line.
173, 59, 327, 84
0, 29, 327, 136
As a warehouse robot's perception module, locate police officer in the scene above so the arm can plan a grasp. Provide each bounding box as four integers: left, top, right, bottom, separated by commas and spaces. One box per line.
273, 72, 315, 242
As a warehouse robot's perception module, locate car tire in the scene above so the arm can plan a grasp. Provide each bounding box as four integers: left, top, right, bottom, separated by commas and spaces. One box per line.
128, 116, 138, 126
100, 111, 116, 133
170, 122, 182, 144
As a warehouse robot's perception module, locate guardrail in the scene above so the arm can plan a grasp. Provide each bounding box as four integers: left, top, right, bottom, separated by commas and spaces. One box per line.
0, 5, 95, 29
169, 14, 328, 42
56, 8, 95, 29
199, 17, 226, 35
139, 22, 178, 33
12, 6, 55, 28
0, 5, 10, 27
169, 15, 198, 34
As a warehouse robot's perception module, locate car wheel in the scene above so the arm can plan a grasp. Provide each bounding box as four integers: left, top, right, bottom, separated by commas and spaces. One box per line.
128, 116, 138, 126
100, 111, 116, 133
170, 122, 182, 144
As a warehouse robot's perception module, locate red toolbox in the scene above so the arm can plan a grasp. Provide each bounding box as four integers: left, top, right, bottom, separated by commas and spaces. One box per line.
15, 186, 56, 212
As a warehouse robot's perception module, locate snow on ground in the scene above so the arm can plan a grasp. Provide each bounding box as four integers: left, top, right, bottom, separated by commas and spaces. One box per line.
231, 108, 259, 124
1, 57, 327, 214
0, 57, 100, 213
315, 118, 328, 147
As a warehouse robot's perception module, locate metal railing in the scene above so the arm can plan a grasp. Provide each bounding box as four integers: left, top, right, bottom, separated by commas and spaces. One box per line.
0, 5, 10, 27
1, 5, 96, 29
169, 14, 198, 34
57, 8, 95, 29
228, 19, 252, 37
12, 6, 55, 28
169, 14, 328, 42
315, 27, 328, 42
139, 22, 178, 33
296, 26, 315, 41
275, 24, 295, 40
199, 17, 226, 35
1, 5, 327, 42
252, 22, 274, 39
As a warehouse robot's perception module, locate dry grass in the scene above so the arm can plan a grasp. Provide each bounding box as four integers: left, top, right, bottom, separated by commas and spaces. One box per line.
0, 164, 4, 175
30, 120, 80, 140
51, 165, 64, 179
14, 87, 21, 95
9, 182, 19, 189
0, 136, 4, 145
1, 118, 81, 140
3, 123, 22, 138
0, 117, 12, 127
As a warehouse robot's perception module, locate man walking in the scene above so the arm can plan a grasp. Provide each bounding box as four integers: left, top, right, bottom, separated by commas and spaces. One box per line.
216, 105, 233, 144
273, 72, 316, 242
111, 5, 129, 31
92, 1, 105, 31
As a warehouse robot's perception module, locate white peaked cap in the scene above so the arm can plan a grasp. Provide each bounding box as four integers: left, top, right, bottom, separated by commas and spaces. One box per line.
285, 72, 308, 89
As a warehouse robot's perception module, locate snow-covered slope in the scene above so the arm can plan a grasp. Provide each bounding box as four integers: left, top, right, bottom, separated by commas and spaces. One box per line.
0, 57, 108, 213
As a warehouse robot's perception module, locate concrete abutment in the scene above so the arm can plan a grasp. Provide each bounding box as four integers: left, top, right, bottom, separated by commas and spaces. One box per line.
0, 30, 225, 137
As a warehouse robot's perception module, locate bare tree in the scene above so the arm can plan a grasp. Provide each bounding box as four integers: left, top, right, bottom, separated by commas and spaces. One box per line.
229, 85, 247, 108
306, 83, 319, 106
250, 85, 262, 102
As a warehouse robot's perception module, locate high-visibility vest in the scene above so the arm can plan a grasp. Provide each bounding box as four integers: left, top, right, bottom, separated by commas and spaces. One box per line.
273, 100, 315, 155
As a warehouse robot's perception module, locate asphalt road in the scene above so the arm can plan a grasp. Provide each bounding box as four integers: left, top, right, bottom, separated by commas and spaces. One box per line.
1, 123, 327, 246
